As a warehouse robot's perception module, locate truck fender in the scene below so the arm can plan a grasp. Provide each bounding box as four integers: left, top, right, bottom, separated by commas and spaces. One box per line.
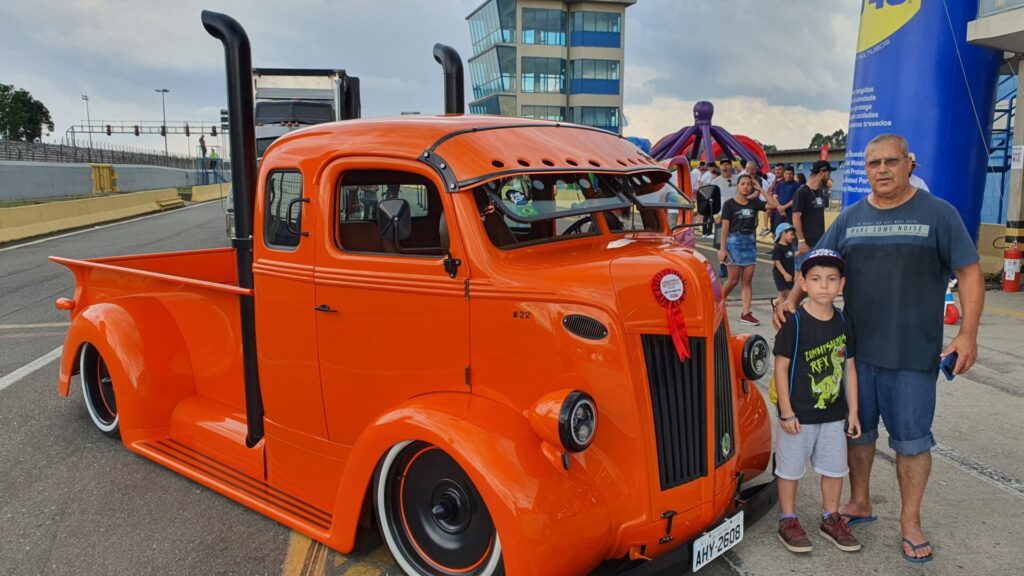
328, 392, 613, 576
734, 378, 772, 481
58, 300, 196, 443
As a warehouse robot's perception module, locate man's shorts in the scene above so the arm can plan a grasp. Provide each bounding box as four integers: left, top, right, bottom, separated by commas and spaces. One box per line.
850, 361, 937, 456
774, 420, 848, 480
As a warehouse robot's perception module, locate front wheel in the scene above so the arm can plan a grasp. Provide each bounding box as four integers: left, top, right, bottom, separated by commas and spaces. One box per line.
376, 441, 504, 576
79, 342, 119, 437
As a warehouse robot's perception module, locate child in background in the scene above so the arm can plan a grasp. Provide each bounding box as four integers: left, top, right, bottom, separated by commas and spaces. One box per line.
771, 223, 797, 311
773, 249, 862, 554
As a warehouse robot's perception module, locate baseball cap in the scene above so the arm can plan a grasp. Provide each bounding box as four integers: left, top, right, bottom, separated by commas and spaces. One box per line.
774, 222, 795, 243
800, 248, 846, 276
810, 159, 834, 174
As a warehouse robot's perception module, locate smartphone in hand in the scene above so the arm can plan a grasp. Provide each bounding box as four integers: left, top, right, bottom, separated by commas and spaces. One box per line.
940, 352, 958, 381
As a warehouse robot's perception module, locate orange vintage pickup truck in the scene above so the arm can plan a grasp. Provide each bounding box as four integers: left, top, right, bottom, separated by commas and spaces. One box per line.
50, 11, 776, 576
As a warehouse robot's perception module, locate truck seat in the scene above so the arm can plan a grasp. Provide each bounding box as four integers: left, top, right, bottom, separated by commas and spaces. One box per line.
338, 221, 384, 253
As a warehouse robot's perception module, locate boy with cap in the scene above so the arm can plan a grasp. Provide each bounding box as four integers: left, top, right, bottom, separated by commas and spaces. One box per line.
792, 160, 833, 265
773, 248, 862, 554
770, 223, 797, 310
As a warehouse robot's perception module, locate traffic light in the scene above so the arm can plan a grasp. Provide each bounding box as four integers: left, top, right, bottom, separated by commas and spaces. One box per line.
160, 125, 166, 137
134, 125, 140, 136
211, 127, 217, 137
220, 108, 229, 130
184, 124, 190, 137
106, 124, 112, 136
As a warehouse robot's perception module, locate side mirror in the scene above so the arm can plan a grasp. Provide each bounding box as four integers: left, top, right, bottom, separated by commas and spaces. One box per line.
377, 198, 412, 245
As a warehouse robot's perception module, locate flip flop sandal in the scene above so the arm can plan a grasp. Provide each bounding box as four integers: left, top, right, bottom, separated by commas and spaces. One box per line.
840, 513, 877, 527
901, 538, 933, 563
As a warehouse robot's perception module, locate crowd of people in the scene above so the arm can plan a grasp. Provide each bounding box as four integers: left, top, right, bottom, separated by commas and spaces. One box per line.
686, 133, 981, 564
689, 157, 835, 326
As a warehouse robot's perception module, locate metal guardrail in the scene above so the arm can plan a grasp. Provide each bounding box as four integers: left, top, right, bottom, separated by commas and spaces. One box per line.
0, 139, 216, 170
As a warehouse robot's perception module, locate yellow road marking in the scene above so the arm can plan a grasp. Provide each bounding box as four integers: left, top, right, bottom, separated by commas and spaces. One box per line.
984, 304, 1024, 319
282, 532, 323, 576
0, 322, 69, 330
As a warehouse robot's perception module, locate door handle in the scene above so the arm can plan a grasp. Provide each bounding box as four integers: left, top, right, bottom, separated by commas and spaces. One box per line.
314, 304, 337, 313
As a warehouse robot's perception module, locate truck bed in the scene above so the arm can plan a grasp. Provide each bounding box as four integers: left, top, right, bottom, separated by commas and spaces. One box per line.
51, 247, 246, 295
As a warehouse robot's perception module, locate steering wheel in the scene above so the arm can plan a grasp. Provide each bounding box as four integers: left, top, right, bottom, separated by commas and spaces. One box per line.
562, 216, 595, 236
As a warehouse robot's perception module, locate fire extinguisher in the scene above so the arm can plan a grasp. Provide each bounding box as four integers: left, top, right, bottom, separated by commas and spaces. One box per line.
1005, 241, 1022, 293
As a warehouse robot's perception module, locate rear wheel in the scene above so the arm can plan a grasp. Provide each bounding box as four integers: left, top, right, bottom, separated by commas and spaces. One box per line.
376, 441, 504, 576
79, 343, 119, 437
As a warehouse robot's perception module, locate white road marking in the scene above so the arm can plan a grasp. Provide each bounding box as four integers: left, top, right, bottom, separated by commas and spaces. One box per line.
0, 201, 214, 253
0, 346, 63, 392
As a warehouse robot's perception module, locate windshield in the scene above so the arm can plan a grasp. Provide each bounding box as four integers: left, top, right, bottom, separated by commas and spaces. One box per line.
615, 172, 693, 209
255, 100, 335, 125
483, 173, 631, 223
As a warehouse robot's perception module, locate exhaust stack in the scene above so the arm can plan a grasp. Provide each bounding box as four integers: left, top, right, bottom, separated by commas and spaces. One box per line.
202, 10, 264, 447
432, 44, 464, 115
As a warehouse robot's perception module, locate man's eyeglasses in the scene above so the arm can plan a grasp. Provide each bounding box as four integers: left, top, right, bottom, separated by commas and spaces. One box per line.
866, 156, 906, 170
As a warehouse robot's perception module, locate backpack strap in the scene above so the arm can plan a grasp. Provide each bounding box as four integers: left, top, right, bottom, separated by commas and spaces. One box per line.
789, 310, 800, 398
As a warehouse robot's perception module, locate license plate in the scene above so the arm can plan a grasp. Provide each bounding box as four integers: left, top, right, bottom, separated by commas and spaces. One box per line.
691, 511, 744, 572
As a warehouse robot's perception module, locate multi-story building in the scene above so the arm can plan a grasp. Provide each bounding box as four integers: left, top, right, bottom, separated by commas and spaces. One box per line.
466, 0, 635, 134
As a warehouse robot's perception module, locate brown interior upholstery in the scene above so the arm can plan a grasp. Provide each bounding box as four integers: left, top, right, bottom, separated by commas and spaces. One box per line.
338, 221, 384, 253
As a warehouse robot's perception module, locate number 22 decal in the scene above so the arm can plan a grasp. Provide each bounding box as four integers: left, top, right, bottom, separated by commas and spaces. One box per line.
511, 310, 532, 319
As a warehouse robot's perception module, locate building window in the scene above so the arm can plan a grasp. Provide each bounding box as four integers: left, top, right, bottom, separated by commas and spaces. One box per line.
521, 57, 566, 94
468, 0, 517, 55
522, 8, 566, 46
469, 95, 517, 116
264, 170, 304, 249
570, 11, 621, 48
521, 105, 566, 122
570, 106, 620, 133
569, 59, 620, 95
469, 46, 517, 99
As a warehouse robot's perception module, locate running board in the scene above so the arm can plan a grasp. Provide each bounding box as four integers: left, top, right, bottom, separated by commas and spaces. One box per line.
135, 438, 333, 534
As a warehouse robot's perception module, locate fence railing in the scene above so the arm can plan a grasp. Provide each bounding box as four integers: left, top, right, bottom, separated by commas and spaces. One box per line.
0, 139, 225, 170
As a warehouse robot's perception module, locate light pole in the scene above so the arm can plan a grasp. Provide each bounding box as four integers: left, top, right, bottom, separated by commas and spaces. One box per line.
81, 93, 93, 148
155, 88, 170, 156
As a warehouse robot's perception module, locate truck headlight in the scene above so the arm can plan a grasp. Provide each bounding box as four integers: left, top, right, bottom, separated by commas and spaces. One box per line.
559, 391, 597, 452
741, 335, 770, 380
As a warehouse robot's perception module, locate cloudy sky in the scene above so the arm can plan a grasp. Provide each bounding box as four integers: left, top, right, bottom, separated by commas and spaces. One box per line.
0, 0, 860, 156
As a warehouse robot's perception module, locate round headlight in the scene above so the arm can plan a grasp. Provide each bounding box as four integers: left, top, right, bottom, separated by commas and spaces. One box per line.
558, 391, 597, 452
742, 334, 770, 380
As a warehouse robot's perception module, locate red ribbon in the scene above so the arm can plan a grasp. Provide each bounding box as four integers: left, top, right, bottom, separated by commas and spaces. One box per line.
651, 269, 691, 362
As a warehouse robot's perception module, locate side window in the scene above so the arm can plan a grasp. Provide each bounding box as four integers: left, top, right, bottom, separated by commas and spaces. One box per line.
264, 170, 304, 249
335, 171, 443, 255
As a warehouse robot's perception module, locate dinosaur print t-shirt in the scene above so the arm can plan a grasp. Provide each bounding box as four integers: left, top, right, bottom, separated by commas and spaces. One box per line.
773, 306, 856, 424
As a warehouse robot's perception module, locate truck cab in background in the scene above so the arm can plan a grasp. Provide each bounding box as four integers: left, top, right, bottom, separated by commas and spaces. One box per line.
253, 68, 361, 158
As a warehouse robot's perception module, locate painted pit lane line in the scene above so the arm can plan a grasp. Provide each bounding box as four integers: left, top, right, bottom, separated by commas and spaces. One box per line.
0, 346, 62, 392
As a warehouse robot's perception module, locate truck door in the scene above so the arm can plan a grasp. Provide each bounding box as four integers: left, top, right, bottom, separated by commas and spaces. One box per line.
314, 161, 470, 446
252, 169, 330, 439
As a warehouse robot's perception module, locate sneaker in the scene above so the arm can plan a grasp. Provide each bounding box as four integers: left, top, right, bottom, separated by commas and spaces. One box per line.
739, 312, 760, 326
778, 518, 813, 553
820, 513, 862, 552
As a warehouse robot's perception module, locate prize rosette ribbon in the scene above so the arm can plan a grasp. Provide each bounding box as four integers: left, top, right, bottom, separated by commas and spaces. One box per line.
651, 268, 690, 362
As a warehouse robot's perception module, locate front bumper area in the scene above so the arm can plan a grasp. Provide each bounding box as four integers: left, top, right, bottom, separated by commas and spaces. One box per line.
592, 478, 778, 576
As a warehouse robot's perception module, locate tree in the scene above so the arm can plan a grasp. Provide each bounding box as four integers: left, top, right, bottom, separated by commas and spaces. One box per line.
808, 129, 847, 150
762, 143, 778, 153
0, 84, 54, 142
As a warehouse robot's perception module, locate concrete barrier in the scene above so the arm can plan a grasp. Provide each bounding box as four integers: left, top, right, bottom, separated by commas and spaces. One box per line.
190, 183, 231, 203
0, 188, 184, 244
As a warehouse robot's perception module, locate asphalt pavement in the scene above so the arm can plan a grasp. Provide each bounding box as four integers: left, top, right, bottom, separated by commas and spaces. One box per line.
0, 202, 1021, 575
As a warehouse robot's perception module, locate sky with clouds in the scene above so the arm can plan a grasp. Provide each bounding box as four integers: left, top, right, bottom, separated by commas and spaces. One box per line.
0, 0, 861, 155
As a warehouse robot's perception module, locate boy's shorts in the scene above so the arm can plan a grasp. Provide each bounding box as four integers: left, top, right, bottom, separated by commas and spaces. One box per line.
772, 272, 793, 292
849, 361, 937, 456
774, 420, 848, 480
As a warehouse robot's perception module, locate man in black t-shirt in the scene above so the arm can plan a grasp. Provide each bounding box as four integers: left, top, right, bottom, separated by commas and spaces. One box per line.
792, 159, 832, 265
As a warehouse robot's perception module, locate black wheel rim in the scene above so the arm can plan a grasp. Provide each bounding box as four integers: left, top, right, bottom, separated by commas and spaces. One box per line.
385, 444, 497, 574
84, 346, 117, 425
